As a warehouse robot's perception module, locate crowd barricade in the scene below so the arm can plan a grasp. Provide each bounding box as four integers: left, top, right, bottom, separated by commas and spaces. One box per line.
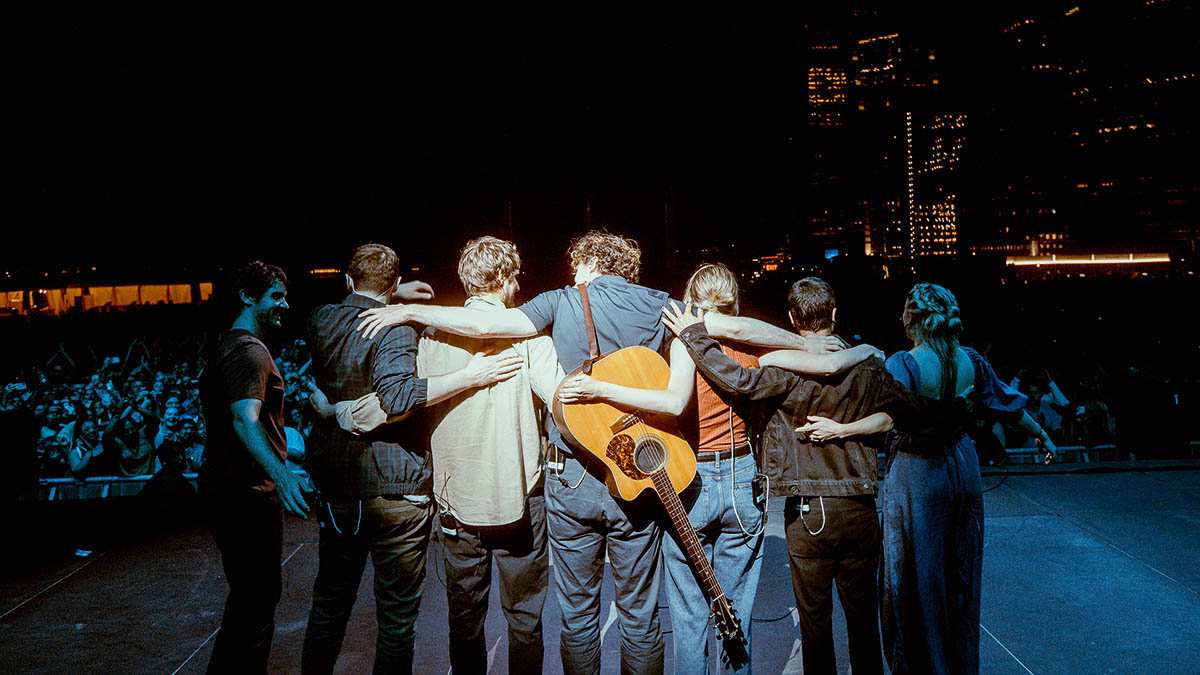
38, 474, 199, 500
37, 469, 310, 500
1004, 440, 1200, 464
36, 446, 1197, 501
875, 441, 1199, 465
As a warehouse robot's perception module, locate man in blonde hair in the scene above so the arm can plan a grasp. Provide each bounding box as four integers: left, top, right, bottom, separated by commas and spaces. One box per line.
358, 230, 845, 674
314, 236, 560, 673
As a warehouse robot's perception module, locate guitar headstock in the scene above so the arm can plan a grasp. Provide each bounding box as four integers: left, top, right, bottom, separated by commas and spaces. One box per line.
711, 596, 743, 641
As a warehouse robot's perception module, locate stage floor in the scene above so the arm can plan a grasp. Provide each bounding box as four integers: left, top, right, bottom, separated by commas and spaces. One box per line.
3, 463, 1198, 674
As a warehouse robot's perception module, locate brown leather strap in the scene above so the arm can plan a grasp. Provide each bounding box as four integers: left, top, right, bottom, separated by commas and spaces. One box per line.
577, 282, 600, 374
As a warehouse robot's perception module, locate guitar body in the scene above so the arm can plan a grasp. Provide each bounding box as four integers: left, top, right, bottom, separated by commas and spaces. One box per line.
552, 346, 697, 501
551, 344, 744, 641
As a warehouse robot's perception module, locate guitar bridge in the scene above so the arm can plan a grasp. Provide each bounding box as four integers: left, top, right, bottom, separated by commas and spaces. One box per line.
609, 412, 643, 434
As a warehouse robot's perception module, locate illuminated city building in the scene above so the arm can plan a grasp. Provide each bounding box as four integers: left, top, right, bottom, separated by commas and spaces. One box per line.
802, 8, 959, 271
967, 3, 1197, 265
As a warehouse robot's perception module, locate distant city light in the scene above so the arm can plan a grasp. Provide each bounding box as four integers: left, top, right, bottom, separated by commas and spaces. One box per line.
1006, 253, 1170, 267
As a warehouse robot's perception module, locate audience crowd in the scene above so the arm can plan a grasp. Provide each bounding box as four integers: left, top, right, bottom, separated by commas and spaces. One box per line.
6, 272, 1199, 490
1, 305, 314, 486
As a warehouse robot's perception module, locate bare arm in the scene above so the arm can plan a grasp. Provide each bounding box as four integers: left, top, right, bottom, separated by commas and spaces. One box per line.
357, 304, 538, 340
424, 350, 524, 405
230, 398, 309, 517
393, 280, 435, 302
66, 441, 102, 478
796, 412, 894, 443
556, 338, 696, 416
1015, 408, 1059, 461
703, 311, 846, 353
759, 344, 883, 376
312, 350, 525, 434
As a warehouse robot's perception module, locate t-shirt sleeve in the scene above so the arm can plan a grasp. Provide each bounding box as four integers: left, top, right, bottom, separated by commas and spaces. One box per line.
222, 342, 271, 404
517, 289, 561, 334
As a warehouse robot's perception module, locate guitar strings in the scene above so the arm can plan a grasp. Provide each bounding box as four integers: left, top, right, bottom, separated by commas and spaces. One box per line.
632, 414, 718, 591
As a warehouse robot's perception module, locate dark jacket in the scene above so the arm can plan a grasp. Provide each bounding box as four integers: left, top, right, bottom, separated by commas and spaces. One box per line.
306, 293, 430, 499
677, 323, 941, 498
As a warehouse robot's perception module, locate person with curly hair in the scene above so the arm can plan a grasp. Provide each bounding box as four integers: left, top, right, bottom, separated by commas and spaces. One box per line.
879, 283, 1057, 675
557, 265, 882, 675
356, 230, 845, 674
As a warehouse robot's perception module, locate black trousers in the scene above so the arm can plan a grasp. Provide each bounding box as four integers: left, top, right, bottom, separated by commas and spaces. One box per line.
441, 489, 549, 674
785, 494, 883, 675
203, 486, 283, 675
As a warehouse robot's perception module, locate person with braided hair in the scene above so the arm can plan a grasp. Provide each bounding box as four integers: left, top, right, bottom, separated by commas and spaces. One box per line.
879, 283, 1058, 675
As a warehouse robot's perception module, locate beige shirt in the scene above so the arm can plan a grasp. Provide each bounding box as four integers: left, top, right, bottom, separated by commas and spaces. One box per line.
334, 296, 562, 526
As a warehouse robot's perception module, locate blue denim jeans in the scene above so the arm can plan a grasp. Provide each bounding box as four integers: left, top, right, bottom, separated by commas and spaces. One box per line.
546, 452, 665, 675
662, 454, 764, 675
301, 496, 434, 674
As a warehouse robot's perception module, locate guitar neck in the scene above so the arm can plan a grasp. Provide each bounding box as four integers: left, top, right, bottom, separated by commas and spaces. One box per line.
649, 468, 724, 603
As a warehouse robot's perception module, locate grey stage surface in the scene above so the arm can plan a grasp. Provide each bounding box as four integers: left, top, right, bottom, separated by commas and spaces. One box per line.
2, 463, 1198, 674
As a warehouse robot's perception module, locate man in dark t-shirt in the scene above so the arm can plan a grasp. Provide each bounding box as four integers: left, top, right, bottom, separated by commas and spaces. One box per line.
199, 261, 308, 674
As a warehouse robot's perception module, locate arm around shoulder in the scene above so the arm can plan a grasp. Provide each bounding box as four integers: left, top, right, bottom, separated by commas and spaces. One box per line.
759, 343, 882, 376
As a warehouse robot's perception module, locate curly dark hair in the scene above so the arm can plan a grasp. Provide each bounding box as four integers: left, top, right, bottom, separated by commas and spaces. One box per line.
567, 230, 641, 283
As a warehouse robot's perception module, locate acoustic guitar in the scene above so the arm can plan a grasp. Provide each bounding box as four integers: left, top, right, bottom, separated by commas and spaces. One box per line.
552, 345, 742, 641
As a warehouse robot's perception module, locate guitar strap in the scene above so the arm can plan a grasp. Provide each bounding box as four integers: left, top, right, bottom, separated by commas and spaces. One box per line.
577, 282, 600, 375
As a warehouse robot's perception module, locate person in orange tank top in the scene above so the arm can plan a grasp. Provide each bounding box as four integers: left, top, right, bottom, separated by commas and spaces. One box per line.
558, 263, 878, 674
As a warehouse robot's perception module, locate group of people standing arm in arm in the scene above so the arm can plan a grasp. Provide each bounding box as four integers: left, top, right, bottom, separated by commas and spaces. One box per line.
200, 230, 1059, 674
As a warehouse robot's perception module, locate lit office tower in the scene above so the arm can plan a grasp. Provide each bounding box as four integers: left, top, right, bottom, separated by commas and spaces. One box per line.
851, 27, 904, 260
804, 27, 854, 258
909, 113, 964, 258
802, 7, 961, 271
967, 3, 1198, 262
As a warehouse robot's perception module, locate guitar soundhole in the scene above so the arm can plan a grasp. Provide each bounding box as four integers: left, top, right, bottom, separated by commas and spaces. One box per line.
634, 435, 667, 474
606, 434, 647, 479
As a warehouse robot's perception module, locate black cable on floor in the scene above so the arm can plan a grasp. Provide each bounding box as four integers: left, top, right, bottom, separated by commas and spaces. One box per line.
982, 463, 1010, 493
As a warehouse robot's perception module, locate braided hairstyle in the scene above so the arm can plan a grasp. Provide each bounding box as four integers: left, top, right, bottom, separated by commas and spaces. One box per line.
902, 283, 964, 400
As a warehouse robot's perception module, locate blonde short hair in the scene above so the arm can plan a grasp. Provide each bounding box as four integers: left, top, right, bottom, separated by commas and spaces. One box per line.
457, 236, 521, 296
684, 263, 739, 316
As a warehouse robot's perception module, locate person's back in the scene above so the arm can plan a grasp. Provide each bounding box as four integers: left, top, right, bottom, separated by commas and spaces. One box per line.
306, 296, 428, 499
880, 283, 1054, 675
302, 243, 440, 674
908, 346, 974, 401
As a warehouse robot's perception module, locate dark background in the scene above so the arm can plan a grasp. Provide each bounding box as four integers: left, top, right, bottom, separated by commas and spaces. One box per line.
8, 6, 1039, 278
6, 5, 1198, 373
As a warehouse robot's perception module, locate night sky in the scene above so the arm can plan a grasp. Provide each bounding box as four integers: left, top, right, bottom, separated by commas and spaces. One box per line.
10, 4, 1193, 294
